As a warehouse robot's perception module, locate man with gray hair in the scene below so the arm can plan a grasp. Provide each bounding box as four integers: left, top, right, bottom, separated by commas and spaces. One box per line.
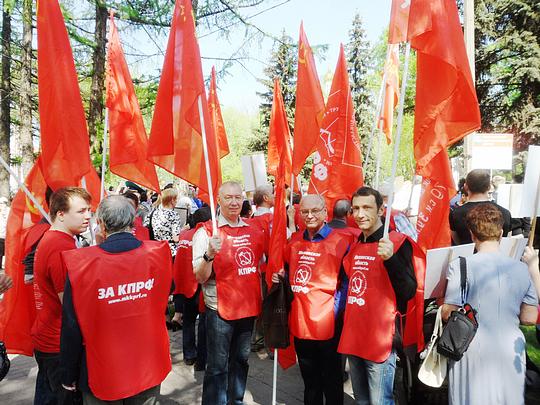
193, 181, 267, 405
252, 184, 274, 216
60, 195, 173, 404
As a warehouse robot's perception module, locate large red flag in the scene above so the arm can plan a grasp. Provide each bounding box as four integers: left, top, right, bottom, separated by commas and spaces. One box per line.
409, 0, 481, 250
292, 23, 325, 176
106, 14, 160, 193
148, 0, 220, 204
378, 44, 400, 144
208, 66, 230, 159
267, 80, 293, 184
37, 0, 97, 196
264, 80, 296, 370
0, 158, 49, 355
308, 45, 364, 212
388, 0, 411, 44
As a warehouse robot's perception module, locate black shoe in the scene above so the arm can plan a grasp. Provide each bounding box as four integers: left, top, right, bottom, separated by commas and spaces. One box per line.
194, 361, 206, 372
184, 358, 196, 366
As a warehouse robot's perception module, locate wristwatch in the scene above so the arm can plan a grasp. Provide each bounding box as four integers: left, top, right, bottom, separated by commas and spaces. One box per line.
203, 252, 214, 262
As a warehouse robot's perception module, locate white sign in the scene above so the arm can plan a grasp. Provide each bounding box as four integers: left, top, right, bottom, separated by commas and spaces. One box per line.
470, 133, 513, 170
241, 154, 267, 192
496, 184, 523, 218
424, 237, 527, 299
519, 145, 540, 217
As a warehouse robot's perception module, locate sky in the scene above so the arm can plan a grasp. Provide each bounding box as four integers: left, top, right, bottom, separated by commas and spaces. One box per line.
125, 0, 393, 114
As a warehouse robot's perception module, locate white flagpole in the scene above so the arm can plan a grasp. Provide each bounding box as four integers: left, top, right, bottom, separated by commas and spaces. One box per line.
272, 348, 278, 405
374, 132, 382, 189
80, 176, 96, 245
383, 42, 411, 238
363, 45, 390, 173
197, 95, 218, 235
0, 156, 51, 223
100, 108, 109, 201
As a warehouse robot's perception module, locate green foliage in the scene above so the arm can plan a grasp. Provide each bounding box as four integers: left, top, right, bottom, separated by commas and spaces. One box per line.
248, 30, 297, 154
475, 0, 540, 153
221, 106, 258, 182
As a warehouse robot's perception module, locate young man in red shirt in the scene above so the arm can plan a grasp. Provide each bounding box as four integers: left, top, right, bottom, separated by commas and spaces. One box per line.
31, 187, 92, 404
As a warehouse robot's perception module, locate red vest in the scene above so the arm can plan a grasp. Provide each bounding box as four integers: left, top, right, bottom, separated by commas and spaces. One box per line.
203, 221, 266, 320
133, 217, 150, 241
173, 228, 198, 298
338, 231, 406, 362
287, 230, 351, 340
63, 241, 172, 401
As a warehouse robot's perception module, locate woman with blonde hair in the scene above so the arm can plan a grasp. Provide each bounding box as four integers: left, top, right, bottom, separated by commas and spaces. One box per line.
442, 203, 539, 405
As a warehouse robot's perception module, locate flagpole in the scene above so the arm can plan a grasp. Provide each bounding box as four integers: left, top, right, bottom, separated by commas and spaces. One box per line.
363, 45, 390, 173
374, 132, 382, 189
100, 108, 109, 201
272, 348, 278, 405
383, 42, 411, 238
197, 95, 218, 235
0, 156, 51, 223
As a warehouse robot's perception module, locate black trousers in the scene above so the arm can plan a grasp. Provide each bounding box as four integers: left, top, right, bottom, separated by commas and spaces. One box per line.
294, 325, 344, 405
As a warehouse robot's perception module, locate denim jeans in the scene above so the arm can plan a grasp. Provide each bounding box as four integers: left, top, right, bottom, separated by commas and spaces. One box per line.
33, 351, 63, 405
348, 350, 397, 405
202, 307, 254, 405
183, 289, 206, 365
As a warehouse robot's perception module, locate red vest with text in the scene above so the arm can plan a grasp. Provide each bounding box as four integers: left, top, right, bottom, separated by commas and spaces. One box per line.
287, 230, 351, 340
173, 228, 198, 298
203, 221, 266, 320
63, 241, 172, 401
338, 231, 406, 362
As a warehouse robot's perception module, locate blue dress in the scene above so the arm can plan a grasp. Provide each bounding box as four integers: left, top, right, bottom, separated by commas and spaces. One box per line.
445, 252, 538, 405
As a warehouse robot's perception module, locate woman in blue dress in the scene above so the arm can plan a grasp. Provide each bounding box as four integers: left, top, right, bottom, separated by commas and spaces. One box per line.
442, 204, 539, 405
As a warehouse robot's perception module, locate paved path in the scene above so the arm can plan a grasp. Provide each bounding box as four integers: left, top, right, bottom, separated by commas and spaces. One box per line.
0, 329, 356, 404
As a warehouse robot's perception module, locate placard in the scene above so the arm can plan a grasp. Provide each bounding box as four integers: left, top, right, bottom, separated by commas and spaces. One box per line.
519, 145, 540, 217
470, 133, 513, 170
241, 153, 267, 192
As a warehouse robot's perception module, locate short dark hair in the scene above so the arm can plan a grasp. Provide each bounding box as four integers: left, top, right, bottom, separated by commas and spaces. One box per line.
240, 200, 253, 218
49, 187, 92, 221
466, 169, 491, 194
352, 186, 383, 209
333, 199, 351, 219
123, 192, 139, 208
191, 206, 212, 228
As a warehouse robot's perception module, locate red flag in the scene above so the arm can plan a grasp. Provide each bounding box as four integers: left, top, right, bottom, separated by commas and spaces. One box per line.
388, 0, 411, 44
106, 14, 160, 193
378, 44, 400, 144
37, 0, 97, 198
308, 45, 364, 212
267, 80, 293, 184
148, 0, 220, 204
409, 0, 481, 250
292, 22, 325, 176
0, 158, 49, 355
208, 66, 230, 159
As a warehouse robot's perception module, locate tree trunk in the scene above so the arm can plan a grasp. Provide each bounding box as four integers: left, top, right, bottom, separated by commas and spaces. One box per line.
0, 7, 11, 198
88, 2, 107, 165
19, 0, 34, 178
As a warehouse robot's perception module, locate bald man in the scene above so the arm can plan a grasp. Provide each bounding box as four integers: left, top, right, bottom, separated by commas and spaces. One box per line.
193, 181, 267, 405
280, 194, 353, 405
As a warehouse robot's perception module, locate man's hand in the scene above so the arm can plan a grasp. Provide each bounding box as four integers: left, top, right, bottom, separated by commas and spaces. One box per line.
271, 269, 285, 284
0, 274, 13, 294
377, 238, 394, 261
207, 235, 222, 258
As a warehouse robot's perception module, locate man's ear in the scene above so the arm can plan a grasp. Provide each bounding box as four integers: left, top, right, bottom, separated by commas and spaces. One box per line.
378, 206, 385, 217
56, 210, 65, 222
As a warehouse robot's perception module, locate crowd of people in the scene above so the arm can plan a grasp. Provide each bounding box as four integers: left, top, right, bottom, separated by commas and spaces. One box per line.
0, 168, 539, 405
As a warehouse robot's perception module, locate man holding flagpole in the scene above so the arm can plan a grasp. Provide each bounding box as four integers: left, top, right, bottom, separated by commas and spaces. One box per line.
193, 181, 267, 405
338, 187, 417, 405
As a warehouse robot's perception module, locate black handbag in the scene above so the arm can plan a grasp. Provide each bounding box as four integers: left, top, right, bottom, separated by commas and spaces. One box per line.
437, 256, 478, 361
262, 275, 294, 349
0, 341, 10, 381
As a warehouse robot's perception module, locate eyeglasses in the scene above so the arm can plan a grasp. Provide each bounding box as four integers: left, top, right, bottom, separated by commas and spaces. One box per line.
299, 207, 325, 217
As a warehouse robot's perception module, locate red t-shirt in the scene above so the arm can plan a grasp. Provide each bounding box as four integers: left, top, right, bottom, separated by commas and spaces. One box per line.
31, 230, 77, 353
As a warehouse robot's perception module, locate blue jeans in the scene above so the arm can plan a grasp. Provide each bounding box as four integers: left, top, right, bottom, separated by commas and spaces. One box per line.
348, 350, 397, 405
183, 289, 206, 365
202, 307, 254, 405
